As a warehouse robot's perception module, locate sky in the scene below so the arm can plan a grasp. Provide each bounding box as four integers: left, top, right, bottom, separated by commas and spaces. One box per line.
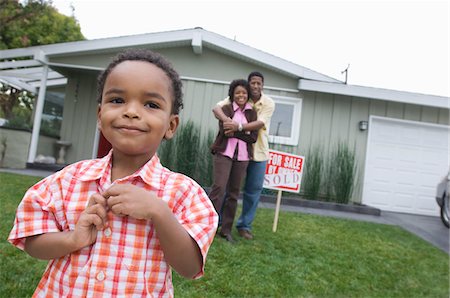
52, 0, 449, 97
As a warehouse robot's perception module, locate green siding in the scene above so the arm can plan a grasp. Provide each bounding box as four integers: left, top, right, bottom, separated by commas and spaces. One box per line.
404, 104, 422, 121
271, 91, 449, 203
180, 80, 227, 135
50, 47, 299, 90
331, 95, 352, 141
386, 102, 404, 118
49, 45, 448, 205
369, 99, 387, 117
421, 106, 440, 123
60, 71, 98, 163
438, 108, 450, 125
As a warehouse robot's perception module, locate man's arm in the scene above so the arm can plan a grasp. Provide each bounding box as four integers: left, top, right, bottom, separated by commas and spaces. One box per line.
212, 105, 231, 122
212, 97, 232, 122
223, 119, 265, 135
226, 96, 275, 134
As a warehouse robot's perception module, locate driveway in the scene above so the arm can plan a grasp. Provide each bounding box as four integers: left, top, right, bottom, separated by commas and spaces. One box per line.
381, 211, 449, 254
260, 201, 449, 254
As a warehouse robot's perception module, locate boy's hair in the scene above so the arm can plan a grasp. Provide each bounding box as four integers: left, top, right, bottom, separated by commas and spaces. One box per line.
97, 48, 184, 114
247, 71, 264, 83
228, 79, 250, 101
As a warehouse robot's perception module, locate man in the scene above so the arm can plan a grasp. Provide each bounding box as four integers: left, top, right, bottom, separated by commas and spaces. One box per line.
212, 71, 275, 239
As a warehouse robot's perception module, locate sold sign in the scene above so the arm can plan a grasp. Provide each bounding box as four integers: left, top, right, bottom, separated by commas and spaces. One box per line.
263, 150, 305, 193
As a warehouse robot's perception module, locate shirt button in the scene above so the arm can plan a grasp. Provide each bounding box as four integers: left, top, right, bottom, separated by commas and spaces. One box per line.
104, 227, 111, 237
96, 271, 105, 281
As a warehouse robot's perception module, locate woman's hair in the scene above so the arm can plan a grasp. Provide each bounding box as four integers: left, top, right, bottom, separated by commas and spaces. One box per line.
96, 48, 183, 114
228, 79, 250, 102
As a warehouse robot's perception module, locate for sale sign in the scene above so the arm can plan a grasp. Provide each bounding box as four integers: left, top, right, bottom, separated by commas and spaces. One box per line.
263, 150, 305, 193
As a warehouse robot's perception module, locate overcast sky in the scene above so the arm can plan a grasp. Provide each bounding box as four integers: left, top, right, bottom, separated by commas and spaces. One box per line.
52, 0, 449, 97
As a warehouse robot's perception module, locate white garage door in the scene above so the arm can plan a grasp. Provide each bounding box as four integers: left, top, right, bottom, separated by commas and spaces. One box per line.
362, 116, 449, 216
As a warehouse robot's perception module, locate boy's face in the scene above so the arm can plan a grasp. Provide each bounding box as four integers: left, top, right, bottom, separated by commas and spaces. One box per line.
97, 60, 179, 159
249, 76, 263, 100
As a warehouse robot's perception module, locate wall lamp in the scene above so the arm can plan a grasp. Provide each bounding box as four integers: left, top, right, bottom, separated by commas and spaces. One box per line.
359, 120, 368, 131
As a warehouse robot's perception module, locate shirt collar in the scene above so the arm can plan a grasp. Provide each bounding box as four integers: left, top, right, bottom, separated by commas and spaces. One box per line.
74, 150, 163, 189
250, 92, 267, 106
232, 101, 252, 111
74, 150, 112, 182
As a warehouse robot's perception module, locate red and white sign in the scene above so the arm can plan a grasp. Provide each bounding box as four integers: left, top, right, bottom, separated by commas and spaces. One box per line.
263, 149, 305, 193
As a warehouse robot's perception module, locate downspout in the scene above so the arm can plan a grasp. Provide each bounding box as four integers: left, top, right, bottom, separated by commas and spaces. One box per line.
27, 50, 48, 163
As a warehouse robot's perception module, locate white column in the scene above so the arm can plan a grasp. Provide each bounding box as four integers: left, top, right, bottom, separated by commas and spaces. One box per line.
27, 64, 48, 163
92, 127, 100, 159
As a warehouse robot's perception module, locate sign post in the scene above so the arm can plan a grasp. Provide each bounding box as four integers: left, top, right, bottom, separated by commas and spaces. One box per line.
272, 190, 283, 232
263, 150, 305, 232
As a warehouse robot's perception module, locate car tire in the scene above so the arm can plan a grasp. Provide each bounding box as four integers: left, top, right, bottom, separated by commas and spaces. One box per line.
440, 194, 449, 228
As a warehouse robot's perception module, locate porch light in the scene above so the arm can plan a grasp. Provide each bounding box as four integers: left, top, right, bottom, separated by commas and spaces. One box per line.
359, 120, 368, 131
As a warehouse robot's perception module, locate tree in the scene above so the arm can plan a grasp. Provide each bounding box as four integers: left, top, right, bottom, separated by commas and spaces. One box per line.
0, 0, 85, 49
0, 0, 85, 124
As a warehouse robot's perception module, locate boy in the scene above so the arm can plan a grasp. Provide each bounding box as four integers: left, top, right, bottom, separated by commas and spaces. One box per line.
8, 49, 218, 297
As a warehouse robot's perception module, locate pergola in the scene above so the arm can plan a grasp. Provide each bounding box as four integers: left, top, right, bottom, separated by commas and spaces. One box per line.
0, 50, 67, 164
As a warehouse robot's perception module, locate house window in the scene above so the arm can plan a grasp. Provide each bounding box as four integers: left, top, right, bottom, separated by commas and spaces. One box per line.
268, 95, 302, 146
41, 91, 64, 137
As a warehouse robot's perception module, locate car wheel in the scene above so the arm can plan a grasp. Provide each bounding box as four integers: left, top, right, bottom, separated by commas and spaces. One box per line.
440, 194, 449, 228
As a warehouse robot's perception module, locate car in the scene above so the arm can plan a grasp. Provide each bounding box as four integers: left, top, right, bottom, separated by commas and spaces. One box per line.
436, 169, 450, 228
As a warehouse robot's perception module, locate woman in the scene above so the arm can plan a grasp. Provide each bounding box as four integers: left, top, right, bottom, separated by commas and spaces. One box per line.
209, 79, 258, 243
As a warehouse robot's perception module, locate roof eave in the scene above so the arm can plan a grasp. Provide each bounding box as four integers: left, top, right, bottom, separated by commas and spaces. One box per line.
298, 79, 450, 109
0, 28, 341, 83
0, 29, 196, 60
200, 30, 341, 83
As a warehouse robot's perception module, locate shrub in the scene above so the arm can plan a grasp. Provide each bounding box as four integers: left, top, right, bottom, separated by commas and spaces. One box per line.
158, 135, 176, 170
175, 121, 201, 180
302, 145, 324, 200
197, 130, 215, 187
328, 142, 357, 204
157, 120, 215, 187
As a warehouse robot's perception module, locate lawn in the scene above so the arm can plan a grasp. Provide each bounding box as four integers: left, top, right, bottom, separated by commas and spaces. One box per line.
1, 172, 449, 297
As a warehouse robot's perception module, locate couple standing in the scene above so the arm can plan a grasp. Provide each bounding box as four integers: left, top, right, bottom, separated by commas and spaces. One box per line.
209, 71, 275, 243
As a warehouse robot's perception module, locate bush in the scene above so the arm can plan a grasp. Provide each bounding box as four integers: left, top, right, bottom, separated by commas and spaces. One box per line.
4, 106, 32, 130
302, 145, 324, 200
158, 134, 176, 170
175, 121, 201, 181
197, 130, 215, 187
157, 120, 215, 187
327, 142, 357, 204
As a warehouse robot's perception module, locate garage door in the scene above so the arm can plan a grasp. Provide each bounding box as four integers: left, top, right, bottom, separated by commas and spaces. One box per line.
362, 116, 449, 216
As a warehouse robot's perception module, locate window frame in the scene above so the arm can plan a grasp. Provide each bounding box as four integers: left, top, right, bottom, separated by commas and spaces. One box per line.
268, 95, 302, 146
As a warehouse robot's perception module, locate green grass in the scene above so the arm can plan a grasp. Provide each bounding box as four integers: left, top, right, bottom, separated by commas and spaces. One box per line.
1, 172, 449, 297
0, 173, 47, 297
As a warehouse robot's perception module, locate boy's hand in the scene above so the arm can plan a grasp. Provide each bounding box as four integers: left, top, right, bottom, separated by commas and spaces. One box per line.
71, 193, 108, 249
103, 184, 163, 220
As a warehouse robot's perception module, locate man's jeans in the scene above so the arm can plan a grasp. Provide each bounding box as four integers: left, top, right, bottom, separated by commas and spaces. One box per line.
236, 160, 267, 232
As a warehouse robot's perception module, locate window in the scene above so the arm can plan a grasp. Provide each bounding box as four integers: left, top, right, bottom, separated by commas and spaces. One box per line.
268, 95, 302, 146
41, 91, 64, 137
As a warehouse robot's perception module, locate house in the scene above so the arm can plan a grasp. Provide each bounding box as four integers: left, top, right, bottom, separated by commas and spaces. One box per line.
0, 28, 448, 216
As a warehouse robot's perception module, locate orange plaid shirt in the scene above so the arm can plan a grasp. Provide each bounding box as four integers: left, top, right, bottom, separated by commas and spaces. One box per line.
8, 151, 218, 297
